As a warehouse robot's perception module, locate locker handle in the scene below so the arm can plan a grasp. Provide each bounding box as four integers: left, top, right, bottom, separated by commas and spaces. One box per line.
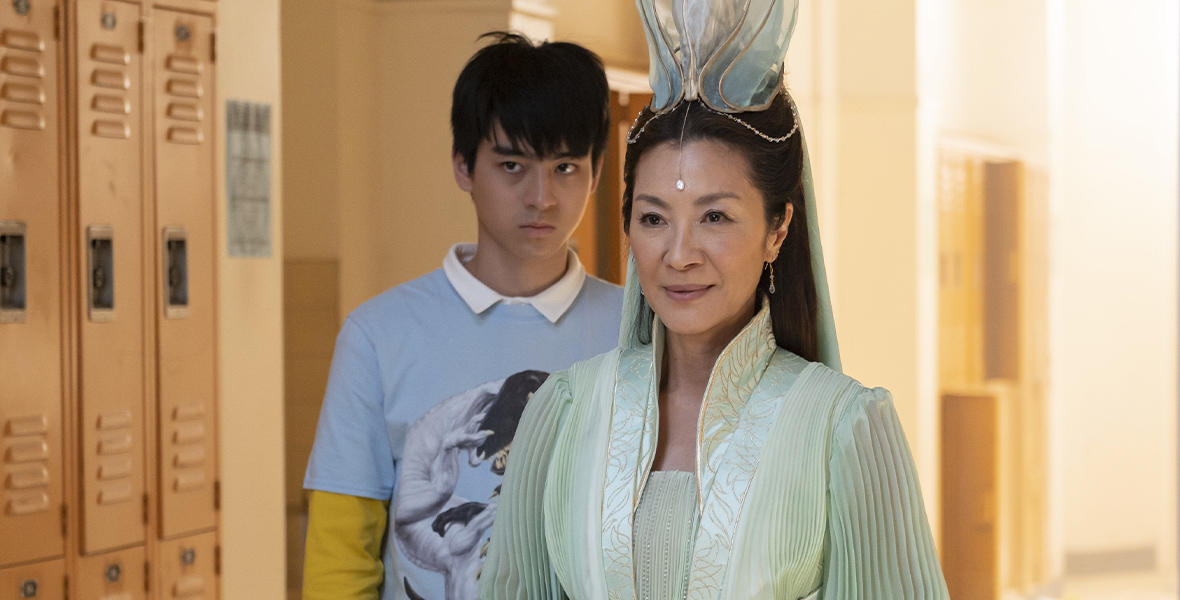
0, 221, 27, 323
163, 228, 189, 318
19, 578, 37, 598
87, 226, 114, 321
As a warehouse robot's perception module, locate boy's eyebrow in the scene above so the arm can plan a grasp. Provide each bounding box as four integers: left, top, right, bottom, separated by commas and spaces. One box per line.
491, 143, 535, 158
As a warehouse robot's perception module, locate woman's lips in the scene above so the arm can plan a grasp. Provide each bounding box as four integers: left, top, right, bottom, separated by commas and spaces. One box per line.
520, 222, 556, 237
664, 284, 712, 302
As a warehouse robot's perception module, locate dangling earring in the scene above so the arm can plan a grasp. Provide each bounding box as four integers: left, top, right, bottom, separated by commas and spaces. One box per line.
765, 262, 776, 294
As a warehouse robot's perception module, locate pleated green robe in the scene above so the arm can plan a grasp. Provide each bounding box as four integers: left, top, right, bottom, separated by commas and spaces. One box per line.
479, 302, 949, 600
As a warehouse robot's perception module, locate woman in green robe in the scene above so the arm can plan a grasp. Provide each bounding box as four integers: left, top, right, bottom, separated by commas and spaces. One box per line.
479, 1, 950, 599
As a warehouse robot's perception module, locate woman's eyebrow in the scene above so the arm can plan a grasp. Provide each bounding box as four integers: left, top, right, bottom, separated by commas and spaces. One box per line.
635, 192, 739, 208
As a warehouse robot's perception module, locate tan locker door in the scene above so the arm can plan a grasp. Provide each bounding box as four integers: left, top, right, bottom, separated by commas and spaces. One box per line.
75, 0, 145, 554
152, 9, 216, 539
0, 0, 65, 568
75, 546, 145, 600
941, 392, 999, 600
157, 531, 217, 600
0, 558, 65, 600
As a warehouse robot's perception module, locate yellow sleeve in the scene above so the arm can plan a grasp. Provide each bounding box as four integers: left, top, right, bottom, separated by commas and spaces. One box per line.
303, 490, 390, 600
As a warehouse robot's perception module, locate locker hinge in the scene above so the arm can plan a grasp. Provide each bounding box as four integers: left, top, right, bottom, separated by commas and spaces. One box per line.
214, 545, 221, 575
137, 20, 145, 53
142, 493, 149, 524
210, 31, 217, 63
144, 561, 150, 592
53, 5, 60, 41
214, 480, 221, 510
60, 504, 67, 537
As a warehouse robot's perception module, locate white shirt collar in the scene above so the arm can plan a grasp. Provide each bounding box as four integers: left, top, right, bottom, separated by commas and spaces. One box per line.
442, 243, 587, 323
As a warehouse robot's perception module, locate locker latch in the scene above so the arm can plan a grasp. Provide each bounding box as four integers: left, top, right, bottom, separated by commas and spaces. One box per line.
104, 564, 121, 583
12, 0, 29, 16
176, 24, 191, 42
181, 547, 196, 566
19, 579, 37, 598
0, 221, 27, 323
87, 225, 115, 322
101, 11, 116, 30
163, 227, 189, 319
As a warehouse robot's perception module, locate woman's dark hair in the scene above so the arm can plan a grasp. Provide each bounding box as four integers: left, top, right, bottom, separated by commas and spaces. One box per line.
621, 93, 819, 361
451, 32, 611, 173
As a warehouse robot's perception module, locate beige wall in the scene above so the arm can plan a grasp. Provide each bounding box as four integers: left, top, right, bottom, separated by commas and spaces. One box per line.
551, 0, 648, 71
1048, 0, 1178, 582
216, 1, 286, 598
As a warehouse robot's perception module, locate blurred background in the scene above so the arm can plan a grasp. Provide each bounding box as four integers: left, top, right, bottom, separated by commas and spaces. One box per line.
0, 0, 1175, 599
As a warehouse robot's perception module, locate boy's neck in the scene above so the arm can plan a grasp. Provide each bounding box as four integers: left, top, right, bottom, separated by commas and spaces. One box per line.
463, 238, 570, 298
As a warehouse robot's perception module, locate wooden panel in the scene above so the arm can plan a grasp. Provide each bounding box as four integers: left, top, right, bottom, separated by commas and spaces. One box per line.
152, 8, 217, 539
983, 161, 1023, 380
938, 150, 985, 387
941, 392, 998, 600
0, 0, 65, 568
75, 546, 145, 600
0, 558, 65, 600
75, 0, 146, 554
582, 90, 650, 285
156, 531, 218, 600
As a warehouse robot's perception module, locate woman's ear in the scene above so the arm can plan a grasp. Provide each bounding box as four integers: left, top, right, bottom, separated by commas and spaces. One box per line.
765, 203, 793, 262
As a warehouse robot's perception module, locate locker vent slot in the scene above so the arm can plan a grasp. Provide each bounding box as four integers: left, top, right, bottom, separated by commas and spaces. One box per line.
1, 81, 44, 104
1, 29, 44, 52
1, 108, 44, 130
87, 226, 115, 321
97, 434, 132, 456
166, 102, 201, 122
91, 43, 129, 65
3, 413, 51, 516
165, 54, 200, 74
97, 481, 132, 505
91, 69, 128, 90
92, 94, 130, 115
166, 126, 202, 145
92, 119, 129, 139
173, 574, 205, 596
1, 55, 43, 78
163, 228, 189, 318
165, 79, 200, 98
0, 221, 28, 321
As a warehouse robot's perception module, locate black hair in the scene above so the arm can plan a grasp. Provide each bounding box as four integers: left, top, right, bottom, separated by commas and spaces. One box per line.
621, 94, 819, 362
451, 32, 610, 173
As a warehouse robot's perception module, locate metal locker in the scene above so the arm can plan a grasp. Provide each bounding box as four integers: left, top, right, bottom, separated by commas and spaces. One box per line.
74, 0, 146, 554
75, 546, 145, 600
151, 8, 216, 539
0, 559, 65, 600
0, 0, 66, 568
156, 531, 217, 600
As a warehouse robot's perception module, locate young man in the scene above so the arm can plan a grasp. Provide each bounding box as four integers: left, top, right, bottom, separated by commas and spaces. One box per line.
302, 34, 622, 600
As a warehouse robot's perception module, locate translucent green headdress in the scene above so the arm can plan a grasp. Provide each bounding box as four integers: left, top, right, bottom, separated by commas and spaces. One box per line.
622, 0, 842, 371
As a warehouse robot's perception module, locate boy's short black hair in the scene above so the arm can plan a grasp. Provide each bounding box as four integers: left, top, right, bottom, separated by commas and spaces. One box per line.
451, 32, 610, 173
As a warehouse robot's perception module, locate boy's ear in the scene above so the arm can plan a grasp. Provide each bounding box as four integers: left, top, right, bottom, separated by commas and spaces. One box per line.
453, 151, 474, 193
588, 155, 605, 196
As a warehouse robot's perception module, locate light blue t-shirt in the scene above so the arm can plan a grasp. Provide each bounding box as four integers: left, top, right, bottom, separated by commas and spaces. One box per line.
304, 267, 622, 600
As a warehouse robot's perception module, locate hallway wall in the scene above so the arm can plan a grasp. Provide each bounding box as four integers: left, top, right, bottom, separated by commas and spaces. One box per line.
217, 0, 287, 598
1047, 0, 1179, 584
